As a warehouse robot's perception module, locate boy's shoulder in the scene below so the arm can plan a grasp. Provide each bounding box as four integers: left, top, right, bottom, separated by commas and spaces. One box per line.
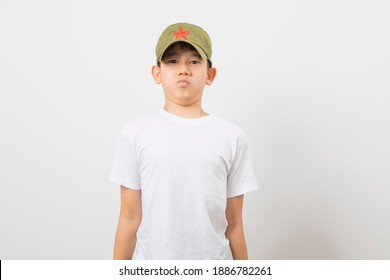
213, 115, 245, 133
212, 116, 249, 145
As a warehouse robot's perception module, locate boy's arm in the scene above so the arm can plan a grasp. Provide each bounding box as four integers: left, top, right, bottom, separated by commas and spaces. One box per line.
225, 194, 248, 260
113, 186, 142, 260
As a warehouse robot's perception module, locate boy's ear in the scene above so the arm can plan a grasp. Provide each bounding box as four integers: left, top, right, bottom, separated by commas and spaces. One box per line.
206, 67, 217, 85
152, 65, 161, 84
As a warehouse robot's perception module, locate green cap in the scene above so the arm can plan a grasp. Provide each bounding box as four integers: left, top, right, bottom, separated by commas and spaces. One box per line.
155, 22, 212, 66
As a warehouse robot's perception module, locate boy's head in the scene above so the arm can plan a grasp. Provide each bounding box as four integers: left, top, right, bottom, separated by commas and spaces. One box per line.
155, 22, 212, 68
152, 22, 217, 108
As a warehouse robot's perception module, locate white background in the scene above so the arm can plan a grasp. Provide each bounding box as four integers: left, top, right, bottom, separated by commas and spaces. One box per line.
0, 0, 389, 259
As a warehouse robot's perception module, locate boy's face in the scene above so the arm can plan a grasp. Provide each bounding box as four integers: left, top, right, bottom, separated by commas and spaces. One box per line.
152, 43, 216, 106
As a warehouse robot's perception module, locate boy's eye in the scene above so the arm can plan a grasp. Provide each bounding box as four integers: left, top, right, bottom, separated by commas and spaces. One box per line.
165, 59, 201, 65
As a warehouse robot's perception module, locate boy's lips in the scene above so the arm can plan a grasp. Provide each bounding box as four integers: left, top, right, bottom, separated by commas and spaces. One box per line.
178, 79, 190, 85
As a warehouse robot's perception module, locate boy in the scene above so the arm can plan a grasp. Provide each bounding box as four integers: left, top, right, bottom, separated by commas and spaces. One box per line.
110, 22, 259, 260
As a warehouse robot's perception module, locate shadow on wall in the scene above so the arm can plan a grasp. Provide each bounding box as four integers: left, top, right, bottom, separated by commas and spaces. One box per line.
269, 224, 340, 259
260, 190, 345, 260
250, 115, 390, 260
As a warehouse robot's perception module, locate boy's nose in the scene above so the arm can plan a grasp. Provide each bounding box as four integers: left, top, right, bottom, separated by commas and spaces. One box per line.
178, 64, 190, 76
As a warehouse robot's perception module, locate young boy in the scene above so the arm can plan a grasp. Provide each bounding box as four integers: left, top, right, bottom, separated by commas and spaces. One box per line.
110, 22, 259, 260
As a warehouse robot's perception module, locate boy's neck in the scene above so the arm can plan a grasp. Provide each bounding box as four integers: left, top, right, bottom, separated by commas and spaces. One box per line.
163, 103, 209, 119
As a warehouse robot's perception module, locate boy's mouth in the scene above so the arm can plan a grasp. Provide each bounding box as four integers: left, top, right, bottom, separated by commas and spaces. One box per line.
178, 79, 190, 86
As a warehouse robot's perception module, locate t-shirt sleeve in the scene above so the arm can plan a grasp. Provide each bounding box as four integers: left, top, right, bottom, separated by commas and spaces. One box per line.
227, 131, 259, 198
109, 127, 141, 190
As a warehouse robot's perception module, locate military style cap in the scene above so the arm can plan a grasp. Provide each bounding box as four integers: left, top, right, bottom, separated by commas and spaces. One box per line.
155, 22, 212, 66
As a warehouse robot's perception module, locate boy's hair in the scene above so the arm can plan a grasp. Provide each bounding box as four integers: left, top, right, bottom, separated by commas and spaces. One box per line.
157, 41, 212, 69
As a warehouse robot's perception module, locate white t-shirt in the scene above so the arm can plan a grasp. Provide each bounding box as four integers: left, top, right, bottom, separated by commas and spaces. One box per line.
110, 108, 259, 260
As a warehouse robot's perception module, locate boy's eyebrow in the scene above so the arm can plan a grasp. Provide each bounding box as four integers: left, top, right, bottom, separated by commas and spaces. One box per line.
163, 51, 178, 58
163, 51, 202, 59
191, 53, 202, 59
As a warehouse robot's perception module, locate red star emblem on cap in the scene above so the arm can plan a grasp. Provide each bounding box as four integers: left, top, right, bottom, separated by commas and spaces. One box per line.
172, 26, 190, 40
